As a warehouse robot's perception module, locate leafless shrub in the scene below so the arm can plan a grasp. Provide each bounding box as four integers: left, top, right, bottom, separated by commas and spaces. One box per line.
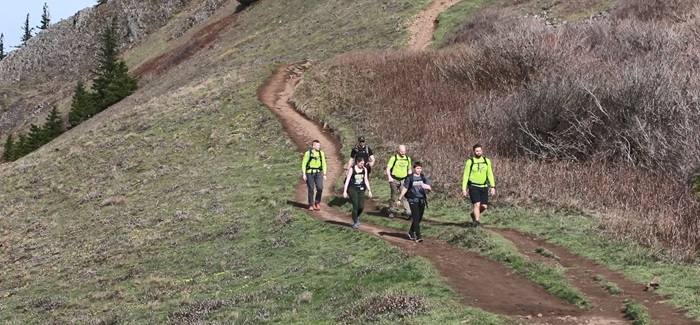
294, 6, 700, 260
336, 293, 427, 323
612, 0, 699, 22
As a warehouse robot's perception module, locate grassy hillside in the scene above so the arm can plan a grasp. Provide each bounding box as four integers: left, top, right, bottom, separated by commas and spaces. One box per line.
0, 0, 507, 323
292, 0, 700, 320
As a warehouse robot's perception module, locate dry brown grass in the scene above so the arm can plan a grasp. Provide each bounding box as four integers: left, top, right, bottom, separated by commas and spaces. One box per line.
294, 6, 700, 260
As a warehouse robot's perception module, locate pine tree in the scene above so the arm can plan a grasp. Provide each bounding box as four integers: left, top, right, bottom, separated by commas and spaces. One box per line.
26, 124, 46, 151
91, 18, 138, 111
14, 134, 28, 159
91, 19, 119, 111
69, 81, 96, 127
3, 134, 14, 162
42, 107, 64, 139
20, 14, 34, 47
0, 33, 6, 60
38, 3, 51, 30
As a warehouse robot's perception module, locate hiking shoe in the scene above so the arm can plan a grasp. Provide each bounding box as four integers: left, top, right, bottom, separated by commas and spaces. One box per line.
308, 205, 315, 211
407, 232, 415, 240
314, 203, 321, 210
415, 237, 423, 243
352, 222, 360, 229
388, 212, 395, 218
473, 220, 481, 228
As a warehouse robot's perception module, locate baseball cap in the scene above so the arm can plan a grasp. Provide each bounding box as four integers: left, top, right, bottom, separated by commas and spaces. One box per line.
357, 136, 366, 142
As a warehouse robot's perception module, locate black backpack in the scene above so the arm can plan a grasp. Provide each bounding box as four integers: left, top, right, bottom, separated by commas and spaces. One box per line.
405, 174, 429, 207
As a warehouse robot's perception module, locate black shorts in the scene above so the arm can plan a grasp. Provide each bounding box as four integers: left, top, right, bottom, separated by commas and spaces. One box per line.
468, 186, 489, 205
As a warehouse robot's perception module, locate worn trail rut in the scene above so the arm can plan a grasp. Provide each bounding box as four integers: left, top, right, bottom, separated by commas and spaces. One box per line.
257, 1, 698, 324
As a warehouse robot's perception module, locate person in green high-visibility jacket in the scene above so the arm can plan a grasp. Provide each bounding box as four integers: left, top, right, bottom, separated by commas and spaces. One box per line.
302, 140, 327, 211
385, 144, 412, 219
461, 143, 496, 228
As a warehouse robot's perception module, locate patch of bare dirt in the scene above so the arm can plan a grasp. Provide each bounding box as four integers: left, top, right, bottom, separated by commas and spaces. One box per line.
408, 0, 461, 50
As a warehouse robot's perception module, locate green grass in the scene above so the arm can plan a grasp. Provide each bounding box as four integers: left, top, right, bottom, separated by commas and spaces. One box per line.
624, 299, 654, 325
0, 0, 518, 323
593, 275, 623, 295
353, 201, 591, 309
535, 247, 560, 260
431, 0, 502, 47
486, 207, 700, 321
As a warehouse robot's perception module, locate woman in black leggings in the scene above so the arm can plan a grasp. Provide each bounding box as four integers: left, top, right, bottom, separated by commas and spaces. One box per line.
343, 157, 373, 229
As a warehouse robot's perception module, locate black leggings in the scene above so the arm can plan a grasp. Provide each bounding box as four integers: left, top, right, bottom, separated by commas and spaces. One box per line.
409, 200, 426, 239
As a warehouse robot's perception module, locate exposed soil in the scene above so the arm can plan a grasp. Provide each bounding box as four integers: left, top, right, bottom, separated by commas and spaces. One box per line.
408, 0, 461, 50
257, 1, 699, 324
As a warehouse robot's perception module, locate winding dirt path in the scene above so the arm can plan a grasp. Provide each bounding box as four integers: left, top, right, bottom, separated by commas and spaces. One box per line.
408, 0, 461, 50
257, 1, 699, 324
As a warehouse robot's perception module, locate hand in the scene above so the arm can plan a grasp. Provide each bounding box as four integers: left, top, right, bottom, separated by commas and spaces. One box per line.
489, 188, 496, 196
302, 174, 307, 181
395, 199, 402, 206
367, 190, 373, 198
369, 161, 375, 167
461, 189, 467, 197
387, 177, 394, 182
323, 175, 327, 181
343, 192, 348, 199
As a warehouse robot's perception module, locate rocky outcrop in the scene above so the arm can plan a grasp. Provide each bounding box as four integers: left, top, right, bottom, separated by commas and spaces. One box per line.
0, 0, 229, 136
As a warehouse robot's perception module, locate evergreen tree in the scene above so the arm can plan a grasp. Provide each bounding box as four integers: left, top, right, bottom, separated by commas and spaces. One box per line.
42, 107, 64, 139
38, 3, 51, 30
0, 33, 6, 60
91, 19, 119, 111
20, 14, 34, 47
97, 0, 108, 6
69, 81, 96, 127
14, 134, 28, 159
91, 18, 138, 111
3, 134, 14, 162
26, 124, 46, 151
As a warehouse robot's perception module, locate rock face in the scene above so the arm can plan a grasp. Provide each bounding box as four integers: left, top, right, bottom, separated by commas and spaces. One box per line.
0, 0, 229, 138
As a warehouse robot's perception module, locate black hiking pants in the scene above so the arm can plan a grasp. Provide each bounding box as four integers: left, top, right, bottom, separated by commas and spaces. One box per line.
409, 199, 426, 239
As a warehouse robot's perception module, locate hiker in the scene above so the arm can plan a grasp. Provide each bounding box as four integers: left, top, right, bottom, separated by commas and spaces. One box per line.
398, 161, 431, 242
343, 156, 373, 229
301, 139, 327, 211
346, 135, 375, 174
461, 143, 496, 228
385, 144, 412, 218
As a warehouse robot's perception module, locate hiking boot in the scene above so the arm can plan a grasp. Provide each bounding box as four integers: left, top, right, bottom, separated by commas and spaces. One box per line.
388, 212, 395, 218
314, 203, 321, 210
353, 222, 360, 229
308, 205, 315, 211
407, 232, 415, 240
415, 237, 423, 243
473, 220, 481, 228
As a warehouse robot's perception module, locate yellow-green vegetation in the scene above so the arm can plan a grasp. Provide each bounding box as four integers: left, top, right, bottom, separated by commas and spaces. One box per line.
535, 247, 560, 260
624, 299, 654, 325
593, 275, 623, 295
0, 0, 514, 323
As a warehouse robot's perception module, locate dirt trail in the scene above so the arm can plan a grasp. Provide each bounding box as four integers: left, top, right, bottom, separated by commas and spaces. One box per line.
257, 1, 698, 324
408, 0, 461, 50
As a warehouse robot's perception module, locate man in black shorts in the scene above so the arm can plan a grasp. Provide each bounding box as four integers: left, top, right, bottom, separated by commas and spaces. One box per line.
461, 144, 496, 228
